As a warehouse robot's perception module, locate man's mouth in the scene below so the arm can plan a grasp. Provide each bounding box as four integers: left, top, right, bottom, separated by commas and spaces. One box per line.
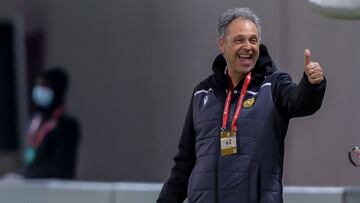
237, 54, 253, 66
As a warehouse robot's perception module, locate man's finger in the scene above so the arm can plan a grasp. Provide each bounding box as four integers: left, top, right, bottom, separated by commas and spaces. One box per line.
310, 77, 324, 84
304, 49, 311, 67
310, 72, 323, 79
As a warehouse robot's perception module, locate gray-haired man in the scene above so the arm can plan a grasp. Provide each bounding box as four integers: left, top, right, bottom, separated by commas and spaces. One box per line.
157, 7, 326, 203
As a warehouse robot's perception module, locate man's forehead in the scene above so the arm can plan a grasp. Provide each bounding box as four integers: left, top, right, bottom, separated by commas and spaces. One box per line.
35, 78, 50, 86
227, 19, 257, 31
225, 19, 259, 37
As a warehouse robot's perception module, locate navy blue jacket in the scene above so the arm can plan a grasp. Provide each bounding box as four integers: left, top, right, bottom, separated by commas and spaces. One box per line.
157, 44, 326, 203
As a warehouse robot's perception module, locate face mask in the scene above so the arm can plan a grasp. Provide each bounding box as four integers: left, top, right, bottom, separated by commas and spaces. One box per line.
32, 86, 54, 108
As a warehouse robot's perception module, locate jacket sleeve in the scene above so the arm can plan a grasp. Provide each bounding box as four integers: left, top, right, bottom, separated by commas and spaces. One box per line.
271, 72, 326, 118
157, 95, 196, 203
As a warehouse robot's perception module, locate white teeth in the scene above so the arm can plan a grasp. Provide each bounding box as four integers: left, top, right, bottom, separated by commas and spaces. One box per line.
238, 54, 251, 58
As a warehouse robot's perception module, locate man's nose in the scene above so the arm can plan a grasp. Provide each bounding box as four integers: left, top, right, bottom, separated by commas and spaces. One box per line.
243, 41, 251, 50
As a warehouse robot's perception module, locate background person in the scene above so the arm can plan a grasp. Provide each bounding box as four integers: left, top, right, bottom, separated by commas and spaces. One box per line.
6, 68, 81, 179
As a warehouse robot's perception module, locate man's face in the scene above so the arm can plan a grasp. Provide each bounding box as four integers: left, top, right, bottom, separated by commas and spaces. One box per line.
218, 18, 260, 78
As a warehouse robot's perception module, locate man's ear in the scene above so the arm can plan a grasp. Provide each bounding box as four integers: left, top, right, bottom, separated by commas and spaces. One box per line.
218, 37, 225, 53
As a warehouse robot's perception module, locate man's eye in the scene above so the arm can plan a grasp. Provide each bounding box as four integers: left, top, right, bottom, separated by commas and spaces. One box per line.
250, 38, 258, 44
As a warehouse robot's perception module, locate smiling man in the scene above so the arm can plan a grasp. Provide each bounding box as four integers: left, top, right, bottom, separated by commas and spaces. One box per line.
219, 17, 260, 87
157, 7, 326, 203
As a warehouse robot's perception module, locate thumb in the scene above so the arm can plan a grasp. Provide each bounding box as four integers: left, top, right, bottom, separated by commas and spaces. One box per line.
304, 49, 311, 67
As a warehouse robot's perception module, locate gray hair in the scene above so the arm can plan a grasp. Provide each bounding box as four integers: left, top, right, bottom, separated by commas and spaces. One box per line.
218, 7, 261, 40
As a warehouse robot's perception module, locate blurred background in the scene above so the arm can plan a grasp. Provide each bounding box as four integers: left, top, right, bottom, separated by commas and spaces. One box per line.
1, 0, 360, 187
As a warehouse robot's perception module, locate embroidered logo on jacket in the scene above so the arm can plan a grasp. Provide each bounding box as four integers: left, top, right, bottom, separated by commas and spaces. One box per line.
243, 97, 255, 108
203, 95, 208, 106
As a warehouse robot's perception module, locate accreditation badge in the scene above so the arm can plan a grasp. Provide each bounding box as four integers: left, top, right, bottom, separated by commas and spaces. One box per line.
220, 130, 237, 156
24, 147, 36, 166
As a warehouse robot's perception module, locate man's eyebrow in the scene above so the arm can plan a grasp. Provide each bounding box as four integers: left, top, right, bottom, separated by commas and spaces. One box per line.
234, 34, 258, 38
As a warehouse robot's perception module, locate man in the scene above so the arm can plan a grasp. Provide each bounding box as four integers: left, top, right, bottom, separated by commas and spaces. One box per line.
157, 7, 326, 203
23, 68, 81, 179
5, 68, 81, 179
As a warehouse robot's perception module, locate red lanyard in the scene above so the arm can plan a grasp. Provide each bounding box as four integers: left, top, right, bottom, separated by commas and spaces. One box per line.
221, 72, 251, 132
27, 106, 65, 147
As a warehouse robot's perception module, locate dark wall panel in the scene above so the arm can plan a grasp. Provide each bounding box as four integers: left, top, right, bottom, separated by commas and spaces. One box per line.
0, 22, 18, 150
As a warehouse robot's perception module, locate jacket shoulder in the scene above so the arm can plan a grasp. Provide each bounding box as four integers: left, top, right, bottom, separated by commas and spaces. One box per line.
60, 114, 79, 126
193, 75, 216, 95
57, 114, 81, 137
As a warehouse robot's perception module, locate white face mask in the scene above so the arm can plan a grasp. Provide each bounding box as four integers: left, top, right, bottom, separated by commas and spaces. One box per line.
32, 86, 54, 108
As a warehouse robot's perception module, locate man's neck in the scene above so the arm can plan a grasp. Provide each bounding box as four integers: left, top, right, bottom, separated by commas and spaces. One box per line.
228, 70, 244, 88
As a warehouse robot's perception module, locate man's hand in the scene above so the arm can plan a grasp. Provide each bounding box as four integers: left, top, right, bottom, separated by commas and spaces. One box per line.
304, 49, 324, 84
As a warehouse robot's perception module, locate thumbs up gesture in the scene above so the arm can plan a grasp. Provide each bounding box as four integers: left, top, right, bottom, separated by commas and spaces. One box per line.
304, 49, 324, 84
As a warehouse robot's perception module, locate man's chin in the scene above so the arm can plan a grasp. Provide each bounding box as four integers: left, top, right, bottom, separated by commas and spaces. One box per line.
238, 66, 254, 74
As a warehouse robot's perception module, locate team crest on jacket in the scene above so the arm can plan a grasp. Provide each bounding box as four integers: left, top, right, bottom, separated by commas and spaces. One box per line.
243, 97, 255, 108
